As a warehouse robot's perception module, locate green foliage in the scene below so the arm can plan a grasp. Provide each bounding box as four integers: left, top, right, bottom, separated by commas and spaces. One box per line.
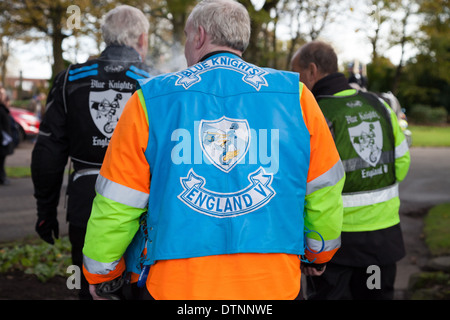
367, 57, 396, 93
408, 105, 448, 124
396, 0, 450, 113
424, 203, 450, 256
0, 237, 72, 282
397, 54, 450, 113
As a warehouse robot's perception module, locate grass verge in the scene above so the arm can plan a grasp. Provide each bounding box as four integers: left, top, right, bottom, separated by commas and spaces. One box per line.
408, 203, 450, 300
424, 203, 450, 256
5, 166, 31, 178
409, 125, 450, 147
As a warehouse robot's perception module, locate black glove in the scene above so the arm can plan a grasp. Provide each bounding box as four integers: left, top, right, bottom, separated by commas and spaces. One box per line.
95, 277, 125, 300
35, 217, 59, 245
310, 263, 326, 271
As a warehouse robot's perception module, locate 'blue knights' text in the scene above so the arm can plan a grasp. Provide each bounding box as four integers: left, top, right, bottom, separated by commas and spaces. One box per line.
175, 56, 268, 91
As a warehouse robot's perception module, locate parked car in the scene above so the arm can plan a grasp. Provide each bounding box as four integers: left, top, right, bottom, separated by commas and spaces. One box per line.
9, 107, 40, 141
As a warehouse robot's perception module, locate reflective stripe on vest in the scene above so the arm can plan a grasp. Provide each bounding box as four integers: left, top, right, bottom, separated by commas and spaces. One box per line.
95, 174, 149, 209
396, 139, 409, 159
73, 168, 100, 182
306, 235, 341, 253
83, 255, 121, 275
342, 183, 398, 208
306, 159, 345, 195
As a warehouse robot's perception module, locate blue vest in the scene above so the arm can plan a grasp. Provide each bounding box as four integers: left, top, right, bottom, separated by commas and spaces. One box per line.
125, 53, 310, 272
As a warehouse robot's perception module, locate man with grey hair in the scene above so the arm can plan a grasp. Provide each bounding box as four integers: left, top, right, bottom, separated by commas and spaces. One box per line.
183, 0, 251, 65
101, 5, 149, 60
31, 5, 151, 300
83, 0, 344, 300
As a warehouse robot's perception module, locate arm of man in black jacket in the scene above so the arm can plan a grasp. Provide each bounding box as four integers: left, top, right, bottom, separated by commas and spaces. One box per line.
31, 71, 70, 244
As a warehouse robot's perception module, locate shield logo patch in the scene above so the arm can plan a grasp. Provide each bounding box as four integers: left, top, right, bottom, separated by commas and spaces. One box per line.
348, 121, 383, 167
89, 89, 131, 138
199, 116, 250, 173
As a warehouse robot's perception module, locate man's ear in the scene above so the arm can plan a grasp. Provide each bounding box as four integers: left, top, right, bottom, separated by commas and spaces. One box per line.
196, 26, 207, 49
136, 32, 148, 60
309, 62, 325, 83
138, 33, 147, 49
308, 62, 318, 78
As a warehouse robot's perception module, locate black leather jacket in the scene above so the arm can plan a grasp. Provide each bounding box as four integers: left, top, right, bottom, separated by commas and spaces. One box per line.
31, 45, 151, 227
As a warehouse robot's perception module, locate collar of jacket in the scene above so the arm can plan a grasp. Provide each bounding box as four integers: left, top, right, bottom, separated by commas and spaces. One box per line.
198, 50, 242, 63
312, 72, 352, 97
99, 45, 143, 62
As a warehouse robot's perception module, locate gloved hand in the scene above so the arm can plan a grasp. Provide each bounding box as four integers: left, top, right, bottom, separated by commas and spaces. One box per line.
35, 217, 59, 244
90, 277, 124, 300
89, 285, 110, 300
301, 263, 327, 276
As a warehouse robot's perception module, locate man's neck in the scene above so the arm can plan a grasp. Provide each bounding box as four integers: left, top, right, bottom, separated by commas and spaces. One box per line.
197, 45, 242, 63
199, 50, 242, 62
312, 73, 352, 97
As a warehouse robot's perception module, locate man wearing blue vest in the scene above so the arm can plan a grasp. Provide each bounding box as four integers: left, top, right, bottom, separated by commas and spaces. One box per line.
291, 41, 411, 300
83, 0, 345, 300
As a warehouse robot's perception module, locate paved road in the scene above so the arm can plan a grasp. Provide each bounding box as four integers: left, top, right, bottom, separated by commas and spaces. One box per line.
399, 147, 450, 213
1, 141, 450, 299
1, 141, 69, 243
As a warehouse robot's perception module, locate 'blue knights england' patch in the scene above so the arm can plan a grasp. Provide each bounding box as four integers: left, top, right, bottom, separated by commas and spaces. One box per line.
178, 116, 276, 218
178, 167, 276, 218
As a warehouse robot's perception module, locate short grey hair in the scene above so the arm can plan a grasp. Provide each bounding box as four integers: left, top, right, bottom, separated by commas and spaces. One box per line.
101, 5, 149, 48
188, 0, 251, 52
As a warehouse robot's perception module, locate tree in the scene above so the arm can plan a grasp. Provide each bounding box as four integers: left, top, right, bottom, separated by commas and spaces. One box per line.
282, 0, 336, 69
364, 0, 402, 62
238, 0, 337, 68
0, 19, 12, 86
238, 0, 281, 65
0, 0, 91, 79
0, 37, 10, 86
145, 0, 197, 71
390, 0, 418, 93
165, 0, 197, 45
418, 0, 450, 84
399, 0, 450, 111
0, 4, 31, 85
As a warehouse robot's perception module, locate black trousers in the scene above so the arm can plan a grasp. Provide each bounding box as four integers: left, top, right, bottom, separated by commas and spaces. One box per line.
306, 262, 397, 300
